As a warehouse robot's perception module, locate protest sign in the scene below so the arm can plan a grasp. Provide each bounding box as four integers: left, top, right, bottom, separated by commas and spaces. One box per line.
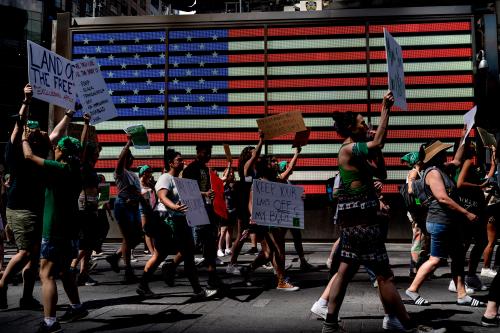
477, 127, 497, 148
223, 144, 232, 162
67, 123, 98, 143
173, 177, 210, 227
384, 29, 407, 111
462, 106, 477, 146
210, 170, 228, 220
98, 183, 110, 205
73, 58, 118, 125
251, 179, 304, 229
124, 124, 150, 149
256, 111, 307, 140
292, 128, 311, 148
27, 40, 76, 110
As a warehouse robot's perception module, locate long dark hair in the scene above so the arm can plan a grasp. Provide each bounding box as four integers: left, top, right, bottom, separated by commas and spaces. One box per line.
256, 155, 277, 182
332, 111, 358, 138
238, 146, 255, 179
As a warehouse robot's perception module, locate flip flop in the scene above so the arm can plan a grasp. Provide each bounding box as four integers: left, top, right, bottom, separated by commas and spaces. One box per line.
457, 297, 485, 307
413, 296, 430, 306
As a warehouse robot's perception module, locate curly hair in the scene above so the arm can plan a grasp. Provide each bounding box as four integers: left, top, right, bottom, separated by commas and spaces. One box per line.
332, 111, 358, 138
165, 148, 180, 169
238, 146, 255, 179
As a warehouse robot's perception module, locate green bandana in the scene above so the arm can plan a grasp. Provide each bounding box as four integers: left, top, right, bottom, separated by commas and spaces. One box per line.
57, 136, 81, 157
27, 120, 40, 129
401, 152, 419, 167
138, 165, 152, 177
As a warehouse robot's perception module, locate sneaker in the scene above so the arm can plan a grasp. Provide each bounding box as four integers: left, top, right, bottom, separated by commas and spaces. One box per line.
322, 321, 346, 333
382, 314, 404, 331
262, 262, 274, 270
448, 279, 474, 294
194, 288, 218, 299
58, 305, 89, 323
224, 248, 232, 256
310, 301, 327, 320
0, 285, 8, 309
77, 274, 98, 286
226, 264, 242, 276
217, 249, 225, 257
194, 257, 205, 266
481, 315, 499, 327
243, 247, 258, 255
19, 296, 42, 310
37, 321, 62, 333
162, 263, 176, 287
130, 254, 138, 263
465, 275, 488, 291
84, 276, 98, 286
277, 278, 299, 291
481, 268, 498, 278
300, 261, 320, 272
372, 280, 378, 288
136, 283, 155, 297
215, 257, 224, 265
91, 251, 104, 258
105, 253, 120, 273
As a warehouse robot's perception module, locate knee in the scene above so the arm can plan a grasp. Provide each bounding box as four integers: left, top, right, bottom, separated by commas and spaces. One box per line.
427, 256, 441, 267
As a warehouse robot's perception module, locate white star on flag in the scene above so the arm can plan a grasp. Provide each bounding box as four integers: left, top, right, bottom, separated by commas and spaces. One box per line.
159, 53, 165, 58
172, 78, 179, 84
121, 63, 127, 69
199, 62, 205, 67
187, 36, 192, 41
212, 69, 218, 75
185, 104, 192, 110
145, 97, 152, 103
212, 51, 218, 57
160, 36, 165, 42
120, 80, 127, 85
107, 72, 114, 78
83, 55, 89, 59
212, 35, 218, 40
147, 45, 153, 51
146, 63, 152, 68
121, 46, 127, 52
172, 96, 179, 102
108, 89, 114, 95
199, 78, 205, 84
186, 70, 192, 76
108, 54, 114, 60
134, 54, 140, 59
132, 105, 139, 111
159, 88, 165, 94
134, 71, 139, 77
159, 70, 165, 77
83, 38, 89, 44
199, 96, 205, 102
133, 89, 139, 95
96, 46, 102, 53
120, 97, 127, 103
173, 62, 179, 68
212, 87, 218, 93
186, 52, 192, 58
158, 105, 165, 111
134, 38, 140, 43
185, 87, 192, 94
199, 44, 205, 49
146, 79, 152, 85
173, 44, 179, 50
211, 104, 218, 110
108, 38, 114, 44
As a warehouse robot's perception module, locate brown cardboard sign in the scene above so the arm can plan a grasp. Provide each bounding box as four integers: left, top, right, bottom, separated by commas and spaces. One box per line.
477, 127, 497, 147
292, 128, 311, 148
256, 111, 307, 139
223, 144, 232, 162
67, 123, 98, 143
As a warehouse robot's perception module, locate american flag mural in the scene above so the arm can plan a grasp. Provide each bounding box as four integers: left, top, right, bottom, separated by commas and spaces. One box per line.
71, 20, 474, 195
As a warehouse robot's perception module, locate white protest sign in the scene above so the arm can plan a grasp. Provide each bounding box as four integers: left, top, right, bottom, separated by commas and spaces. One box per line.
27, 40, 76, 110
73, 58, 117, 125
173, 177, 210, 227
462, 106, 477, 146
251, 179, 304, 229
384, 29, 407, 111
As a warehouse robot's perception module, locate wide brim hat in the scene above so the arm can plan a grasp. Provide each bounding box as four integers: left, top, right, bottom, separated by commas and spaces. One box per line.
423, 140, 453, 164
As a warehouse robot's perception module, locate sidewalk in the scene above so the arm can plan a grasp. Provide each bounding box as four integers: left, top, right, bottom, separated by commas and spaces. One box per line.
0, 242, 496, 332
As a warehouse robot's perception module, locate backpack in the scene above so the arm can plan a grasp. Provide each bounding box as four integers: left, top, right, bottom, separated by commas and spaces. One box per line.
326, 172, 342, 203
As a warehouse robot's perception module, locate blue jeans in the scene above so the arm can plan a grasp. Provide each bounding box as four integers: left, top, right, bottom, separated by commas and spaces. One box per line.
426, 221, 465, 277
40, 238, 79, 273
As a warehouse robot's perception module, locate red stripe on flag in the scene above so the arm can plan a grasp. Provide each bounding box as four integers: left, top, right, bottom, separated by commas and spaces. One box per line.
370, 48, 472, 60
369, 22, 471, 34
228, 106, 265, 114
228, 54, 265, 63
268, 77, 368, 88
267, 104, 367, 114
229, 80, 265, 89
371, 75, 473, 86
95, 159, 165, 169
228, 28, 264, 37
268, 26, 365, 36
268, 51, 367, 62
370, 101, 474, 112
97, 133, 164, 143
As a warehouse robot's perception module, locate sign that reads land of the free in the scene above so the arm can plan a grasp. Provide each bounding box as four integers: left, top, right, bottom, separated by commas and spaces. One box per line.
73, 58, 118, 125
383, 29, 407, 111
251, 179, 304, 229
27, 40, 76, 110
173, 177, 210, 227
256, 111, 307, 140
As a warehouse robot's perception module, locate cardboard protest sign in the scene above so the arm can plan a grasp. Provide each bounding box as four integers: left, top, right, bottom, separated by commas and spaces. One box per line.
223, 144, 232, 162
210, 170, 228, 220
477, 127, 497, 148
173, 177, 210, 227
383, 29, 407, 111
256, 111, 307, 140
27, 40, 76, 110
462, 106, 477, 146
73, 58, 118, 125
251, 179, 304, 229
67, 123, 98, 143
292, 128, 311, 148
124, 124, 150, 149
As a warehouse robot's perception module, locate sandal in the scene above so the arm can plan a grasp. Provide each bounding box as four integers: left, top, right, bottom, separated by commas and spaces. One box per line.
457, 297, 485, 307
413, 296, 430, 306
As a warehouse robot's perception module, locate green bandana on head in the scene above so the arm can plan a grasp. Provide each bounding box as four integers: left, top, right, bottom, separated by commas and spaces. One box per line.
27, 120, 40, 129
401, 152, 419, 168
57, 136, 81, 157
278, 161, 288, 173
138, 165, 152, 177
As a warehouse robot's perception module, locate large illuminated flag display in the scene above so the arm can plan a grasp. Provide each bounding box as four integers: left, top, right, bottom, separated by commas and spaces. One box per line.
72, 20, 474, 195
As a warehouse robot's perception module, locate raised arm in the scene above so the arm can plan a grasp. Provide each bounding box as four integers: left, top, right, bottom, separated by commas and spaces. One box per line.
49, 109, 76, 144
279, 147, 301, 181
80, 113, 91, 164
485, 146, 496, 179
11, 84, 32, 144
447, 125, 468, 168
21, 127, 45, 167
366, 91, 394, 150
115, 136, 132, 175
244, 131, 264, 177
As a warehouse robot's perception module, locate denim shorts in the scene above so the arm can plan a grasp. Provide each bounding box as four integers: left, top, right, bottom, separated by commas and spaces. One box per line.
426, 221, 463, 259
40, 238, 79, 272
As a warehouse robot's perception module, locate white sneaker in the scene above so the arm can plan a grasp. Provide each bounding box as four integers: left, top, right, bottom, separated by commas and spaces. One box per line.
480, 268, 498, 278
465, 275, 488, 291
448, 279, 474, 294
310, 301, 327, 320
215, 257, 224, 265
224, 248, 232, 256
226, 264, 242, 276
217, 249, 225, 257
382, 314, 404, 331
194, 257, 205, 266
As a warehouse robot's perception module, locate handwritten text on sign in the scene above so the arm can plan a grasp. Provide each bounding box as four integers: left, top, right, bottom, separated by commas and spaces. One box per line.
27, 40, 76, 110
251, 179, 304, 229
256, 111, 307, 140
384, 29, 407, 111
173, 177, 210, 227
73, 58, 118, 125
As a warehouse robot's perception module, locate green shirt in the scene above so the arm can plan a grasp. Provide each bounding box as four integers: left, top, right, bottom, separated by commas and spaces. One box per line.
42, 159, 81, 241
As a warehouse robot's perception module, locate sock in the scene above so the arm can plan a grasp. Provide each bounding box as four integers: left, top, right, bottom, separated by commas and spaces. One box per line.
44, 317, 57, 326
457, 295, 472, 304
405, 289, 420, 301
318, 298, 328, 306
71, 303, 82, 310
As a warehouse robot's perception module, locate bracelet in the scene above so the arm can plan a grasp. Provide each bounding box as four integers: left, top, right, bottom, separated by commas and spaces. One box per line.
22, 99, 31, 105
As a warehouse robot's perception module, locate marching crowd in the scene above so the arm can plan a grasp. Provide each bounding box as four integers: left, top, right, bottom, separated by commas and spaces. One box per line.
0, 85, 499, 333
